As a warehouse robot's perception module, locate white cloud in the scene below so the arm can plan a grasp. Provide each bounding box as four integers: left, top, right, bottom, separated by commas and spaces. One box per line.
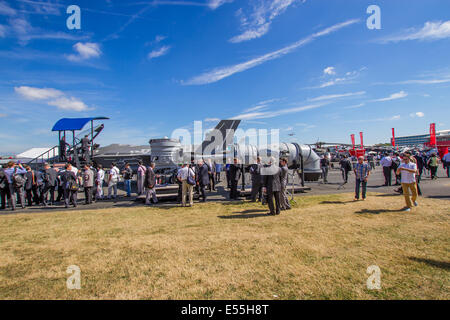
233, 103, 327, 120
14, 86, 63, 100
208, 0, 234, 10
67, 42, 102, 61
148, 45, 171, 59
308, 91, 366, 102
343, 103, 365, 109
410, 112, 425, 118
0, 24, 5, 37
371, 91, 408, 102
47, 97, 89, 111
184, 19, 360, 85
204, 118, 220, 122
0, 1, 17, 16
14, 86, 90, 112
380, 20, 450, 42
323, 66, 336, 75
230, 0, 303, 43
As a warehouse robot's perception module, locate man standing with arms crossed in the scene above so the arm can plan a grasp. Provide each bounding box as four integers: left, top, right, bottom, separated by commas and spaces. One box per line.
396, 155, 419, 212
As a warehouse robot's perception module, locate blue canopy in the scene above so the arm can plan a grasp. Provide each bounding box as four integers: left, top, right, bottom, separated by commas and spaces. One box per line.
52, 117, 109, 132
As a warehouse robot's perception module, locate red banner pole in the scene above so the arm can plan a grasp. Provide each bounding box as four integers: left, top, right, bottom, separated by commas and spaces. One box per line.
392, 128, 396, 148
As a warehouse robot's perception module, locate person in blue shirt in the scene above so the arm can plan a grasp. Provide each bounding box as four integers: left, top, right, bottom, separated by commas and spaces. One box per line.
214, 162, 222, 183
4, 161, 27, 210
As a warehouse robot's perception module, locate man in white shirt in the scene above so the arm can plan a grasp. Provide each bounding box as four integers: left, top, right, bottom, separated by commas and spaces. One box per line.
107, 163, 120, 199
442, 150, 450, 178
177, 163, 195, 207
380, 154, 393, 186
96, 164, 105, 200
396, 155, 418, 212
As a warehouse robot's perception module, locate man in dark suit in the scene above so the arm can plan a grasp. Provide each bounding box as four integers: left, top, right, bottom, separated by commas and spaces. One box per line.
249, 157, 262, 202
263, 157, 282, 215
144, 162, 158, 205
24, 165, 39, 206
196, 160, 209, 202
81, 135, 91, 161
279, 157, 291, 210
206, 160, 216, 191
229, 158, 242, 200
0, 166, 9, 210
61, 163, 78, 208
42, 163, 57, 206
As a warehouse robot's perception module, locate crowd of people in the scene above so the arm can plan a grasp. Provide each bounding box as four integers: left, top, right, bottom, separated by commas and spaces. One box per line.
1, 149, 449, 214
318, 149, 448, 212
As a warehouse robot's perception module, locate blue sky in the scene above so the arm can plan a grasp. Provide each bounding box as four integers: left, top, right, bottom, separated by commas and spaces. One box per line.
1, 0, 450, 154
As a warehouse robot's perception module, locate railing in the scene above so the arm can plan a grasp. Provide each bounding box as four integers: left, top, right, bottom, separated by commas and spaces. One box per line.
27, 145, 59, 169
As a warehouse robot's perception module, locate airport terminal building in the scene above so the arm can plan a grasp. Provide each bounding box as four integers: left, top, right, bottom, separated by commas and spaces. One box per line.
392, 130, 450, 147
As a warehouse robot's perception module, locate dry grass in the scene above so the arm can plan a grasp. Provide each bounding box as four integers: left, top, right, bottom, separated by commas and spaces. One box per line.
0, 193, 448, 300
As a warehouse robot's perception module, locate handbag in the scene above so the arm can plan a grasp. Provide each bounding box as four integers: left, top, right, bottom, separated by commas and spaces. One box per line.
187, 168, 196, 186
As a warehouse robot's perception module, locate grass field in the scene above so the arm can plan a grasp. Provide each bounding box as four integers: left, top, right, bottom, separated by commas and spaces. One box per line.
0, 193, 448, 300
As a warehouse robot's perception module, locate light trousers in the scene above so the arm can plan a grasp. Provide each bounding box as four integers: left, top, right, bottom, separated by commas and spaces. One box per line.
181, 181, 194, 206
402, 182, 418, 208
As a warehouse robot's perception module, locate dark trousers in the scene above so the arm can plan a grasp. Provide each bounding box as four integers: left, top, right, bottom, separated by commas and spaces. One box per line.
355, 178, 367, 199
42, 186, 55, 205
208, 174, 215, 191
342, 169, 350, 183
230, 180, 239, 199
430, 166, 438, 179
446, 162, 450, 178
250, 181, 262, 202
64, 189, 78, 207
215, 172, 221, 183
383, 166, 392, 186
199, 183, 207, 201
57, 186, 64, 202
1, 187, 11, 209
84, 186, 92, 204
267, 191, 281, 215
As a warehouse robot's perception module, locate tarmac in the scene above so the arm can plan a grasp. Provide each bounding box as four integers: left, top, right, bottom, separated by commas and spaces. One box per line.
2, 165, 449, 214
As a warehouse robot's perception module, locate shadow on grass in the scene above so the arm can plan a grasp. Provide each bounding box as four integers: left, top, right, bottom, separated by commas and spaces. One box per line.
320, 200, 356, 205
355, 208, 403, 215
232, 209, 267, 214
218, 213, 270, 219
426, 195, 450, 199
408, 257, 450, 270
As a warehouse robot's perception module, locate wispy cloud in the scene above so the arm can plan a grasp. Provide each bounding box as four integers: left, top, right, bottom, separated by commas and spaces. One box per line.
371, 91, 408, 102
344, 115, 401, 123
204, 117, 221, 122
14, 86, 90, 111
230, 0, 304, 43
308, 91, 366, 102
148, 45, 171, 59
0, 1, 17, 16
183, 19, 360, 85
208, 0, 234, 10
410, 112, 425, 118
14, 86, 63, 100
379, 20, 450, 43
343, 103, 365, 109
67, 42, 102, 62
308, 67, 366, 89
233, 102, 327, 120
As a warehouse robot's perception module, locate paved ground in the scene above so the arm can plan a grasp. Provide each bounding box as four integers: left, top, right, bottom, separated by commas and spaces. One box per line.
2, 166, 449, 214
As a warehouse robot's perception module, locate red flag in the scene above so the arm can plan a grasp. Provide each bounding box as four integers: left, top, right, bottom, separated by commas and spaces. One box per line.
392, 128, 396, 147
430, 123, 436, 146
351, 134, 355, 149
360, 132, 364, 148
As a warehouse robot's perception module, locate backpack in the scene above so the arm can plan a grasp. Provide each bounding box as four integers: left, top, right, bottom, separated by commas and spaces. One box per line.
64, 172, 79, 191
13, 173, 26, 188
